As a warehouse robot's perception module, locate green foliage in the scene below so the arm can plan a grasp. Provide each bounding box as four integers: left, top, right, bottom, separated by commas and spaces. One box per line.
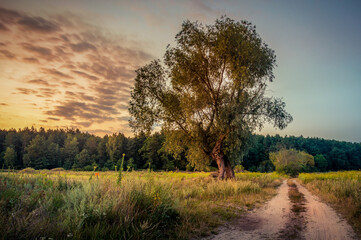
106, 133, 127, 167
314, 154, 328, 172
270, 149, 314, 176
129, 17, 292, 172
83, 165, 94, 171
74, 149, 92, 169
0, 126, 360, 173
126, 157, 136, 171
234, 165, 245, 173
24, 135, 48, 169
4, 147, 16, 168
62, 136, 79, 170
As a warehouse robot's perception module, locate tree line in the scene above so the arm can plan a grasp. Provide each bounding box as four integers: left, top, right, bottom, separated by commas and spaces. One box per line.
242, 134, 361, 172
1, 127, 360, 172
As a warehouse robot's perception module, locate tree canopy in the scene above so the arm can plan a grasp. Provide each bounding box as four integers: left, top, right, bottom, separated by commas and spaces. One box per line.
129, 17, 292, 179
0, 128, 360, 172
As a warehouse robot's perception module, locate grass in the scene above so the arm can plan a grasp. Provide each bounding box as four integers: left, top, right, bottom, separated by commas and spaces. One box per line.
0, 170, 282, 239
299, 171, 361, 235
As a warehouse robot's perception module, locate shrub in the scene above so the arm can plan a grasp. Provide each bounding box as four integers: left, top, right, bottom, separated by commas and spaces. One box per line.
19, 167, 36, 174
51, 168, 65, 172
270, 149, 314, 177
83, 165, 94, 171
234, 165, 245, 173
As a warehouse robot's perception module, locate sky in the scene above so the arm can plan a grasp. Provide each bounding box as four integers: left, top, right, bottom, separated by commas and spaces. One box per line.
0, 0, 360, 142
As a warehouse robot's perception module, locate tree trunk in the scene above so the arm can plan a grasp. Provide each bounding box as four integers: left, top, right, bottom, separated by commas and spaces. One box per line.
211, 135, 235, 180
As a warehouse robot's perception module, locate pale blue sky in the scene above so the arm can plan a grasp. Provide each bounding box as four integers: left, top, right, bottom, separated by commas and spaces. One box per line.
1, 0, 360, 142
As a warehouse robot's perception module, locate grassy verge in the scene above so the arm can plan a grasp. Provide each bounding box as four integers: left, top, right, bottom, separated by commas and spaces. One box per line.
0, 170, 282, 239
298, 171, 361, 235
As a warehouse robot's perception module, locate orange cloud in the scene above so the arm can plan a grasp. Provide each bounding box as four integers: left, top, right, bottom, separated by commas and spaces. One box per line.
0, 6, 153, 131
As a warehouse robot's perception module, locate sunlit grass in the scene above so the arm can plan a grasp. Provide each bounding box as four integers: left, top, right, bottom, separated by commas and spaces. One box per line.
0, 170, 282, 239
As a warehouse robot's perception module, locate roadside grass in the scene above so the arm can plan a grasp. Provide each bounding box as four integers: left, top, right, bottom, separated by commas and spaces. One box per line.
0, 170, 282, 239
299, 171, 361, 235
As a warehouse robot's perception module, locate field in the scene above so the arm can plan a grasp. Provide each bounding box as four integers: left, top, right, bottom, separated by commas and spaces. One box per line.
0, 170, 282, 240
299, 171, 361, 235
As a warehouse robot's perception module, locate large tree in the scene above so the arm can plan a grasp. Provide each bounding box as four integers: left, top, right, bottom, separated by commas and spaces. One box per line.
129, 17, 292, 179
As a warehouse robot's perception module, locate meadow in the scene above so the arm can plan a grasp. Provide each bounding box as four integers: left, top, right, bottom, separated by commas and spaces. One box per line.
299, 171, 361, 235
0, 169, 282, 240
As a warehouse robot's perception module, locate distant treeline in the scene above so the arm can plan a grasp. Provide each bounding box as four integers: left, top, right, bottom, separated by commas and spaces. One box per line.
1, 127, 360, 172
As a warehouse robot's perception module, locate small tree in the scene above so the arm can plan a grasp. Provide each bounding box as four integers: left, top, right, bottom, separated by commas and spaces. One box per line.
270, 149, 314, 177
4, 147, 17, 168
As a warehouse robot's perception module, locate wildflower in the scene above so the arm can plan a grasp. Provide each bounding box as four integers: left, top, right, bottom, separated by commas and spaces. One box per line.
153, 192, 161, 206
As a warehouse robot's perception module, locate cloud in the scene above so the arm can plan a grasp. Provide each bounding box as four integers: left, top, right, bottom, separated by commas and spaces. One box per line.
118, 116, 130, 121
76, 121, 92, 127
47, 117, 60, 121
36, 88, 61, 98
2, 6, 153, 130
0, 7, 22, 24
0, 22, 9, 31
0, 49, 16, 59
72, 70, 99, 81
21, 43, 53, 58
16, 88, 38, 95
189, 0, 216, 14
17, 16, 61, 33
70, 42, 96, 52
23, 57, 40, 63
44, 68, 72, 79
26, 79, 55, 87
44, 100, 116, 124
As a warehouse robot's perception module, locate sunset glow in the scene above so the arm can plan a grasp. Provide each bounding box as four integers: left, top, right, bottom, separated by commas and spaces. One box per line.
1, 0, 361, 141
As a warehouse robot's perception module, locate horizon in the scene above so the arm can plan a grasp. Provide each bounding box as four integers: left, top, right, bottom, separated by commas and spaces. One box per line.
1, 126, 360, 144
1, 0, 361, 142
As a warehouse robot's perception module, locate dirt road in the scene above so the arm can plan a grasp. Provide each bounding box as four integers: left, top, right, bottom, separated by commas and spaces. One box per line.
204, 180, 359, 240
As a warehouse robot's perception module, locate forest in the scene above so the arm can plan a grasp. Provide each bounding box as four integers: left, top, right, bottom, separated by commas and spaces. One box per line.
1, 127, 360, 172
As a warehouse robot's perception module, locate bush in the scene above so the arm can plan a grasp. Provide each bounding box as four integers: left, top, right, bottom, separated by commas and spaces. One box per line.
51, 168, 65, 172
270, 149, 314, 177
83, 165, 94, 171
234, 165, 245, 173
19, 167, 36, 174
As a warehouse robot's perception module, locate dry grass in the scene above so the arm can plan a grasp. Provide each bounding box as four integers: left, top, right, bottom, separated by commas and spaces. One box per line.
0, 170, 282, 239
